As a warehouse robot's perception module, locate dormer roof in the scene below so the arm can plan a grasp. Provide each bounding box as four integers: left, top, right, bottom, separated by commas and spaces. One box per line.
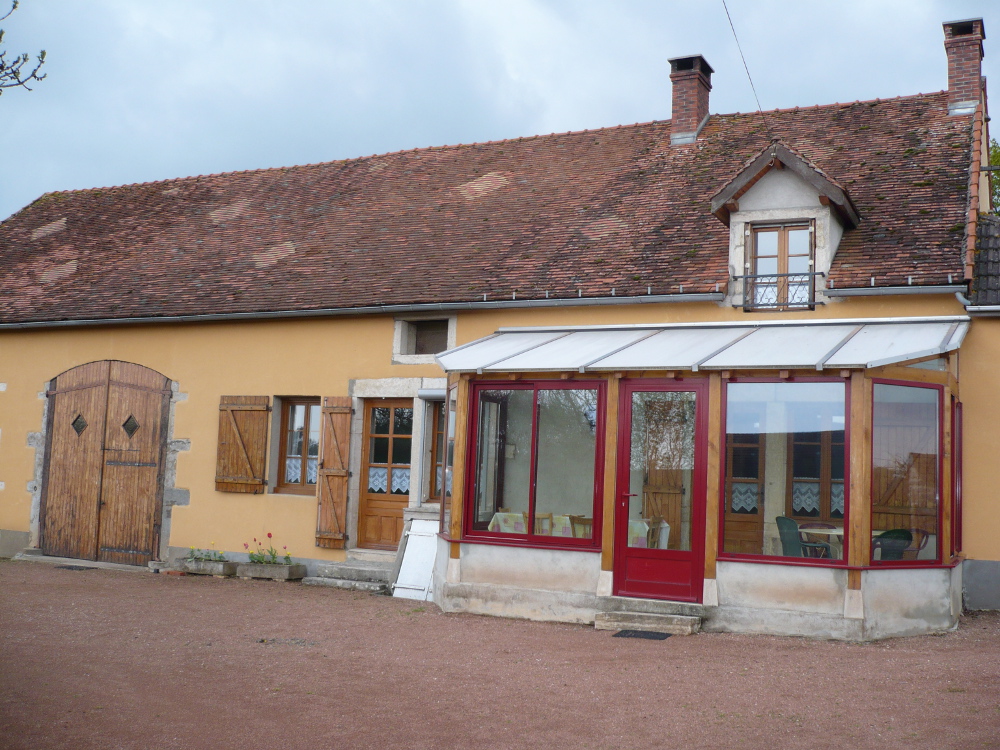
710, 140, 861, 228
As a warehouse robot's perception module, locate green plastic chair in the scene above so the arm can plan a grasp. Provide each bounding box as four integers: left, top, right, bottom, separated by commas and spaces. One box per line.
776, 516, 831, 558
874, 529, 913, 561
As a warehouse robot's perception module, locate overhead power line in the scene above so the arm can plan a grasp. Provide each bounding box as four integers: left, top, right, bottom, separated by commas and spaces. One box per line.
722, 0, 775, 142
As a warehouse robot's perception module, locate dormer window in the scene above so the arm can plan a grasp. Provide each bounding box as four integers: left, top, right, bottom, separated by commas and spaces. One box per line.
746, 222, 815, 310
710, 141, 859, 314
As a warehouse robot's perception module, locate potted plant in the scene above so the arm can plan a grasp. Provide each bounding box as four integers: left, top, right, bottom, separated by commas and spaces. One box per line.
236, 533, 307, 581
180, 544, 237, 577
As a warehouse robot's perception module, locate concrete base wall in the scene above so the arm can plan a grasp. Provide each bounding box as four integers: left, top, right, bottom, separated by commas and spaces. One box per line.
0, 529, 30, 558
704, 561, 960, 640
862, 566, 961, 639
433, 543, 602, 623
963, 559, 1000, 610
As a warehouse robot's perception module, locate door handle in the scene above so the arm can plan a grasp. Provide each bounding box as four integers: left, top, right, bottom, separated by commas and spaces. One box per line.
621, 492, 638, 507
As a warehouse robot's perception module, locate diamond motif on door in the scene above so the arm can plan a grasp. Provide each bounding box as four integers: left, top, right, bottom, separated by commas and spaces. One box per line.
71, 414, 88, 436
122, 414, 140, 438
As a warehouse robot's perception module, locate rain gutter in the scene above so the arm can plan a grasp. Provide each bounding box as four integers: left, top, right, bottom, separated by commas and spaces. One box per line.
0, 293, 726, 331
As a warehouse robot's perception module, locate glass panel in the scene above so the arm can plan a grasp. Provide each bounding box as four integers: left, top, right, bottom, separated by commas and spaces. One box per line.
307, 404, 321, 457
731, 445, 759, 478
787, 227, 811, 255
285, 457, 301, 484
731, 482, 759, 513
788, 281, 811, 305
393, 407, 413, 435
392, 437, 411, 465
368, 466, 388, 493
284, 404, 305, 484
473, 390, 532, 533
413, 320, 449, 355
756, 256, 778, 276
306, 458, 318, 484
371, 437, 389, 464
627, 391, 696, 550
791, 482, 821, 516
871, 384, 939, 563
787, 253, 811, 274
391, 468, 411, 494
723, 382, 846, 559
371, 407, 390, 434
754, 282, 778, 306
440, 388, 457, 536
534, 389, 599, 539
831, 482, 845, 518
755, 230, 778, 256
793, 441, 822, 479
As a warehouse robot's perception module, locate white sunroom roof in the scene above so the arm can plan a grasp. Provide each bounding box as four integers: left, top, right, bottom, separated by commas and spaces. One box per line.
436, 317, 969, 374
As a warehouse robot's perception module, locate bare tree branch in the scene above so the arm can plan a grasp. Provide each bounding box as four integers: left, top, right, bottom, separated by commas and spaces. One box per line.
0, 1, 46, 96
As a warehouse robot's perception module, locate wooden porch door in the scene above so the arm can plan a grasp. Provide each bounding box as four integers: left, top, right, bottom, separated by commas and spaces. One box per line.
40, 361, 171, 565
613, 381, 708, 601
358, 399, 413, 549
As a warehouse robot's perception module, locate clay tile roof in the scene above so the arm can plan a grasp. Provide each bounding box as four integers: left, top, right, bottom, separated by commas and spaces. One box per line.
710, 139, 860, 228
0, 90, 975, 325
971, 214, 1000, 305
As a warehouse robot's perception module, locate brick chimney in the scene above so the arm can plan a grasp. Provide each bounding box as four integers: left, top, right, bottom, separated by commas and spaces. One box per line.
943, 18, 985, 115
669, 55, 713, 144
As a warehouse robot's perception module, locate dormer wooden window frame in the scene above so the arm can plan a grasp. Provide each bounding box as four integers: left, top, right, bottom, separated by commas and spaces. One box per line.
742, 220, 818, 311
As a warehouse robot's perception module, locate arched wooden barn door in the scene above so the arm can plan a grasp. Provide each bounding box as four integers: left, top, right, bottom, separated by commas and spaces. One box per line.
40, 361, 171, 565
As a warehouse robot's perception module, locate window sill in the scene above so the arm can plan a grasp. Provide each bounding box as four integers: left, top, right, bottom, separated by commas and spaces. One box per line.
718, 553, 848, 568
392, 353, 442, 366
460, 532, 601, 553
271, 485, 317, 496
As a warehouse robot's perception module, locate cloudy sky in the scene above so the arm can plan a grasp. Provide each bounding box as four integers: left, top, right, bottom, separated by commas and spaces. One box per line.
1, 0, 995, 220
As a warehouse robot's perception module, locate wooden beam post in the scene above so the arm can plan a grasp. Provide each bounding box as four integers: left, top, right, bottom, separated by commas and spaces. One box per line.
601, 374, 621, 572
941, 386, 954, 561
847, 371, 871, 590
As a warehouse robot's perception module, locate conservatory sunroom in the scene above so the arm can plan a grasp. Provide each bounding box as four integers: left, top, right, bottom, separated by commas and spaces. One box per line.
432, 316, 967, 640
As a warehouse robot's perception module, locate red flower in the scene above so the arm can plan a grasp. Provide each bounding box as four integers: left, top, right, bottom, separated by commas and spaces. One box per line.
267, 532, 272, 539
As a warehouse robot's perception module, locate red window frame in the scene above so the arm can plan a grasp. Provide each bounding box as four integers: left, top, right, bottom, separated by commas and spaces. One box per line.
717, 376, 851, 567
869, 378, 945, 567
952, 399, 963, 556
463, 379, 606, 550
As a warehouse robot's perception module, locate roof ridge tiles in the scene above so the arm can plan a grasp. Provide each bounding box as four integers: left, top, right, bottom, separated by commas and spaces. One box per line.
716, 89, 948, 119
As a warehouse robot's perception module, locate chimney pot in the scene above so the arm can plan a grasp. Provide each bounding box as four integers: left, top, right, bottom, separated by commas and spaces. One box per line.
669, 54, 713, 144
943, 18, 985, 115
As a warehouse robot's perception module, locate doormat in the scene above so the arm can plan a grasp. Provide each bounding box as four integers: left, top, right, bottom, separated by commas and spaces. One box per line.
612, 629, 671, 640
54, 565, 92, 571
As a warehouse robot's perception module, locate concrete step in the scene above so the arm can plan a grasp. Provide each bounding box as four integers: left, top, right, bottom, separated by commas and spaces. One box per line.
316, 560, 394, 583
596, 595, 706, 619
302, 577, 388, 594
346, 548, 397, 563
594, 611, 702, 635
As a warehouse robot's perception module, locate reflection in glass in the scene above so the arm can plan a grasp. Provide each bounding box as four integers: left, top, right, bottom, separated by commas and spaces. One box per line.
871, 384, 939, 563
722, 382, 846, 559
393, 408, 413, 435
627, 392, 696, 550
371, 407, 390, 434
534, 389, 598, 538
371, 437, 389, 464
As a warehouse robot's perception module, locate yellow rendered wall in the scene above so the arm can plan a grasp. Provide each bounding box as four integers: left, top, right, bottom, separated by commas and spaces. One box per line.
951, 317, 1000, 561
1, 292, 985, 563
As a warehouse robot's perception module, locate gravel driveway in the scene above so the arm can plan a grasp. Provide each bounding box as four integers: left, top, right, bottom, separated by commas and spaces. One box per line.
1, 559, 998, 749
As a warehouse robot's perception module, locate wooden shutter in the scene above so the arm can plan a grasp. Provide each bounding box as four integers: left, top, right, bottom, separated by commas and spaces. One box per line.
316, 396, 352, 549
215, 396, 270, 493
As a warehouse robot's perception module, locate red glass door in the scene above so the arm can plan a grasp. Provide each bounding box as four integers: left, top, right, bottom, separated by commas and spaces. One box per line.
613, 381, 707, 601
